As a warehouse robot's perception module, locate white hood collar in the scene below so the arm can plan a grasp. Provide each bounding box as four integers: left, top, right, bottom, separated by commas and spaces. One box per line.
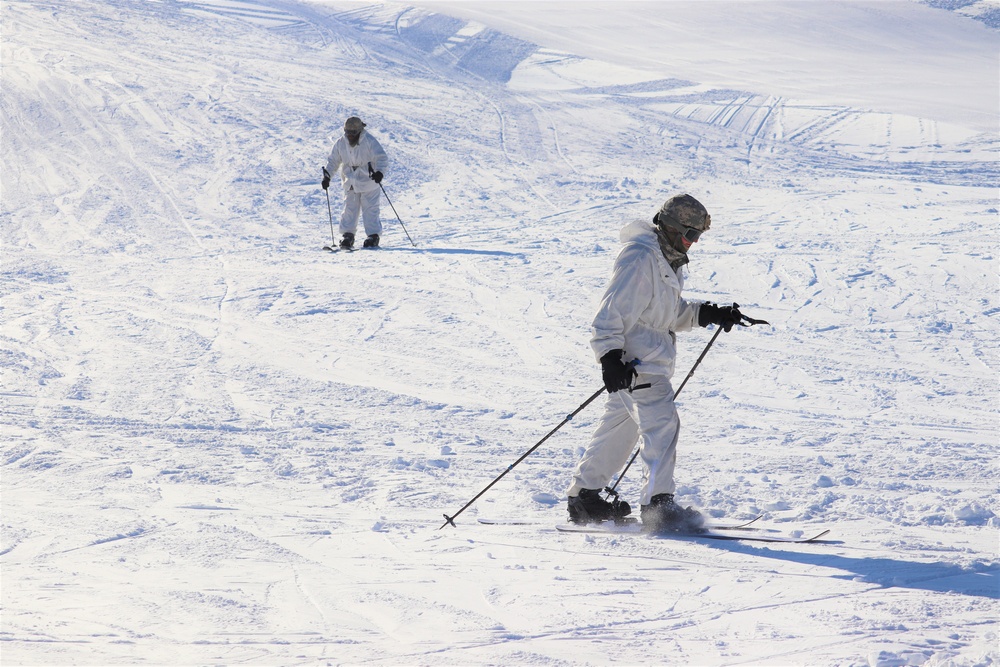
620, 219, 658, 247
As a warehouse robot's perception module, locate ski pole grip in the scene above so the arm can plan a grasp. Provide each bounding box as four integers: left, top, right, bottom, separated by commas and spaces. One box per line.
740, 313, 770, 327
624, 358, 645, 392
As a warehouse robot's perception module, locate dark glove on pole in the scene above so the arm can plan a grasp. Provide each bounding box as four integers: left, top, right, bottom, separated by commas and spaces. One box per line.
698, 302, 743, 332
600, 349, 637, 393
699, 302, 770, 331
321, 167, 331, 190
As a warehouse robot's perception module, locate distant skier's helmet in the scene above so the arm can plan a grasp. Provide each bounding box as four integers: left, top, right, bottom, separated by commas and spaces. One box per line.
344, 116, 366, 133
658, 194, 711, 232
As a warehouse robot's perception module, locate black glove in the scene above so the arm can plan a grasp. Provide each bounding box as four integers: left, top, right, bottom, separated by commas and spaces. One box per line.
321, 168, 330, 190
698, 302, 743, 332
371, 170, 383, 184
600, 349, 637, 393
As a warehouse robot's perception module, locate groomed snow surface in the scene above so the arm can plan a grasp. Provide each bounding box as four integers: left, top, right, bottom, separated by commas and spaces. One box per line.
2, 1, 998, 665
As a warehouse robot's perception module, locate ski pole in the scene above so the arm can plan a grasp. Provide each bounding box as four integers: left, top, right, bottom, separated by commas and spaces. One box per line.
606, 310, 768, 497
440, 362, 644, 529
369, 162, 416, 247
440, 387, 605, 529
322, 167, 335, 248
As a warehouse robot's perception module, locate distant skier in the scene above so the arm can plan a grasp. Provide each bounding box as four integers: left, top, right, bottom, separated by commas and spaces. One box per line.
322, 116, 389, 249
567, 194, 747, 532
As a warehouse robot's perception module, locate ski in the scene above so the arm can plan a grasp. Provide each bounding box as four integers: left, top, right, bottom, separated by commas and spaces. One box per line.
477, 518, 543, 526
555, 521, 831, 543
322, 245, 380, 252
479, 516, 764, 531
704, 515, 763, 531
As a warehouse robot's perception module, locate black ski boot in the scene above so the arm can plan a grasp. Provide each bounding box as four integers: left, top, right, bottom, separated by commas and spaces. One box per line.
363, 234, 380, 248
640, 493, 705, 533
567, 488, 631, 525
340, 232, 355, 249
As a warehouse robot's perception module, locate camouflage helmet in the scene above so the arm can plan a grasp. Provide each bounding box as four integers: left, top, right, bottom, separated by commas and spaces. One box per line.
656, 194, 711, 232
344, 116, 366, 133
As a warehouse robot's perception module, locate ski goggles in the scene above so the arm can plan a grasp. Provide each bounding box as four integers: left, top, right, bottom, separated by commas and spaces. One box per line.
656, 212, 707, 243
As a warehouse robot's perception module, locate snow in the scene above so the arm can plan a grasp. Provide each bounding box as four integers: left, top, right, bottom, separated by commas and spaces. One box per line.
2, 0, 997, 665
422, 0, 1000, 132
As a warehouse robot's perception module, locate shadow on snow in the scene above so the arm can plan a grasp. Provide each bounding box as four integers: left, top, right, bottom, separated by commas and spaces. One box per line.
704, 541, 1000, 599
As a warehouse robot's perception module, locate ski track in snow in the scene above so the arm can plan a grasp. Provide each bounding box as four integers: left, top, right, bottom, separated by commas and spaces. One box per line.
2, 0, 998, 665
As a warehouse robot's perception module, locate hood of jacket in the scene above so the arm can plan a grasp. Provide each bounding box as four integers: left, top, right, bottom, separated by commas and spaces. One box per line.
619, 219, 688, 269
621, 218, 689, 270
619, 219, 658, 246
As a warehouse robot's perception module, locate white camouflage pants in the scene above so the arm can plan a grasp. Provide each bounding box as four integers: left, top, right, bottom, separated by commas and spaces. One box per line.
568, 372, 679, 506
340, 187, 382, 237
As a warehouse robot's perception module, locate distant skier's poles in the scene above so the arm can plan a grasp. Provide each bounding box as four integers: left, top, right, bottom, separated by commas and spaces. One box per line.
369, 162, 416, 247
323, 167, 335, 247
606, 310, 769, 497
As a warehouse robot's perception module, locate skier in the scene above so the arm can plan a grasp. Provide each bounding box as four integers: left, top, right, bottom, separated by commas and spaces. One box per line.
322, 116, 389, 249
566, 194, 746, 532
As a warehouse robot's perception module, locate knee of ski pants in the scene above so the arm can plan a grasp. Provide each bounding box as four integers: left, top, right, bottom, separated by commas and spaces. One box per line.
631, 374, 679, 436
341, 191, 362, 220
360, 191, 381, 234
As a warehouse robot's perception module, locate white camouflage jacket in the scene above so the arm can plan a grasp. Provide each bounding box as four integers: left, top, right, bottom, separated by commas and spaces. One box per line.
590, 220, 703, 377
326, 130, 389, 194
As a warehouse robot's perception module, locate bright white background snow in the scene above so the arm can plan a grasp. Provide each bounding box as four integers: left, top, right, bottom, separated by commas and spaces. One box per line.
2, 0, 997, 665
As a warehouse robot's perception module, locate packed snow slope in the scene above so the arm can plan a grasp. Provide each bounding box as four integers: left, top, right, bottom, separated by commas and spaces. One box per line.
2, 1, 998, 665
421, 0, 1000, 132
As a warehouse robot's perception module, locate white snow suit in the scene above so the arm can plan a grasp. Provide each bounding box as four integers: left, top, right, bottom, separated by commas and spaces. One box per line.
326, 130, 389, 237
569, 219, 704, 505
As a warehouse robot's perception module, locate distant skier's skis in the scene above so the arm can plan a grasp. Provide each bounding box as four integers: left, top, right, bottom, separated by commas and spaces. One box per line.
323, 245, 380, 253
